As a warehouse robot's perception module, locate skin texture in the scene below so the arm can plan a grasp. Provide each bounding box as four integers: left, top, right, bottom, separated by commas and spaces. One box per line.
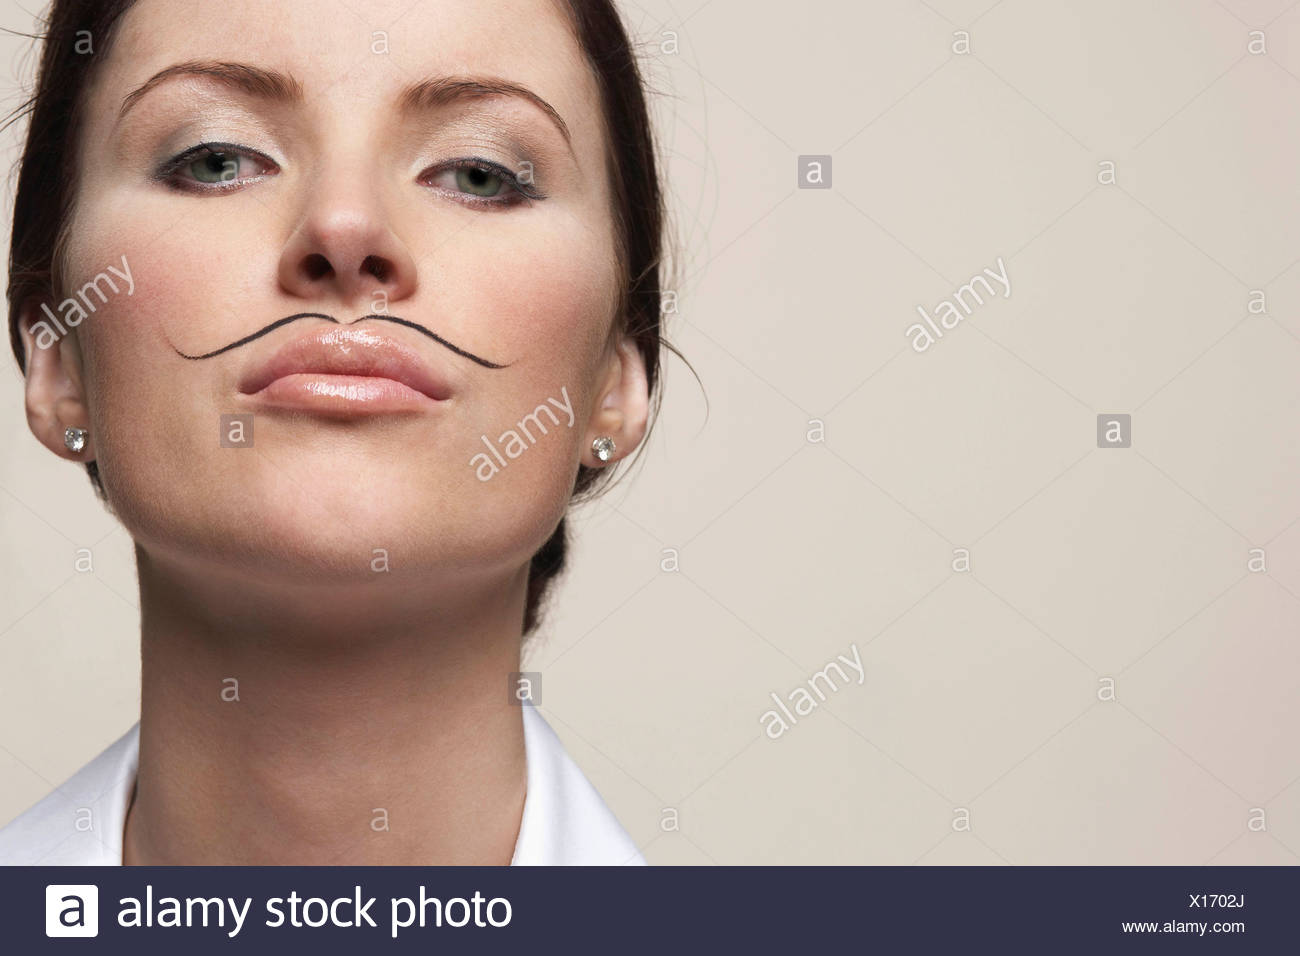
17, 0, 649, 864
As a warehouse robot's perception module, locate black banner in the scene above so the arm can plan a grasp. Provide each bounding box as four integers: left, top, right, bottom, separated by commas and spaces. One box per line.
3, 865, 1294, 953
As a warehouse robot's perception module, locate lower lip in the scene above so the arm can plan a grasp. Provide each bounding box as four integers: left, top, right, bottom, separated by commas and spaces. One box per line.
247, 374, 446, 416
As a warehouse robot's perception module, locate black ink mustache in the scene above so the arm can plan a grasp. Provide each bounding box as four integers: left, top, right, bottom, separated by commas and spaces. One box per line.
173, 312, 510, 369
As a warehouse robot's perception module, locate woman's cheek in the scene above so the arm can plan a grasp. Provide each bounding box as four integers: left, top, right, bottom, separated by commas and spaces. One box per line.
450, 229, 613, 538
441, 204, 617, 356
65, 242, 230, 530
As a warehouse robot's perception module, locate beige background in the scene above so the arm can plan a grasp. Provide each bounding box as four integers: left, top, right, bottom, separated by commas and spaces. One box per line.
3, 0, 1299, 865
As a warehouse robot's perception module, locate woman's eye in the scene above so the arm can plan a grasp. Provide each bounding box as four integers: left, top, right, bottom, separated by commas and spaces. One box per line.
157, 144, 275, 192
423, 160, 544, 207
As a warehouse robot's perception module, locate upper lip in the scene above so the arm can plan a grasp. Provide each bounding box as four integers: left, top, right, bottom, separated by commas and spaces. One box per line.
239, 325, 454, 401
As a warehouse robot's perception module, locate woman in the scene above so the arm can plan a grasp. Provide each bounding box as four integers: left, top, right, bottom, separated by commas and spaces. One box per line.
0, 0, 670, 865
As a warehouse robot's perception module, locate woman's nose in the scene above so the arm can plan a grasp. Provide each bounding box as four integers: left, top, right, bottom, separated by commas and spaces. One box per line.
276, 184, 418, 311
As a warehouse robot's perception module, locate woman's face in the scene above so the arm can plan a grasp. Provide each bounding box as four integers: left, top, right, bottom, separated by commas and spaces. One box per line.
25, 0, 646, 591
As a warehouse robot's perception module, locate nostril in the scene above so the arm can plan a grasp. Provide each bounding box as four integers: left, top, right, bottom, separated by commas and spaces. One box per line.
303, 253, 332, 281
361, 255, 389, 283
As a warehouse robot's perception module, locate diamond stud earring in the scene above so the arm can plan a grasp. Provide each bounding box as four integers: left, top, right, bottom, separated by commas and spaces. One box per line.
591, 436, 616, 463
64, 426, 88, 453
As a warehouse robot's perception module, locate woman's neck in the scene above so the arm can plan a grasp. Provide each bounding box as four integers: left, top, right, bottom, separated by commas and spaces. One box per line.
122, 545, 530, 865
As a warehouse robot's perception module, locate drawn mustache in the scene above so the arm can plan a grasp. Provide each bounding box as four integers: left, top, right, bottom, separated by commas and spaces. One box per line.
172, 312, 510, 369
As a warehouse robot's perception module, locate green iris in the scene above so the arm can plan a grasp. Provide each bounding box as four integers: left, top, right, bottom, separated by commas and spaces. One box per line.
455, 166, 504, 197
191, 152, 240, 184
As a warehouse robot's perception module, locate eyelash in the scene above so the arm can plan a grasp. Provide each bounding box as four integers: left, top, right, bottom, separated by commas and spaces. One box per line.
154, 142, 546, 207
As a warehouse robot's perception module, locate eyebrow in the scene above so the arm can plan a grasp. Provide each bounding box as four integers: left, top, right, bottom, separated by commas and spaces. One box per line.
118, 59, 574, 153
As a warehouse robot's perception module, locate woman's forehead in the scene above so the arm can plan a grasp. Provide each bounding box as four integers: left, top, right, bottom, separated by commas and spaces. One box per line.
87, 0, 602, 143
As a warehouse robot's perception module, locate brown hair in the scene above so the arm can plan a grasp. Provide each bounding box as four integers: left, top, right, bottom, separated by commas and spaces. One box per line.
5, 0, 679, 636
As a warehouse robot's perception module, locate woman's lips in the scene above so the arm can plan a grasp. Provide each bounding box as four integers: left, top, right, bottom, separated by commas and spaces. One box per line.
239, 326, 453, 416
253, 373, 440, 414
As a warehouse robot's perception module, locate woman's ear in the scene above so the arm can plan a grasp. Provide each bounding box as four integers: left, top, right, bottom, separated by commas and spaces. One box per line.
17, 295, 96, 461
584, 334, 649, 467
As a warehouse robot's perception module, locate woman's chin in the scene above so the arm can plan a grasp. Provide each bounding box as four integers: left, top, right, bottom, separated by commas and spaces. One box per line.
127, 506, 461, 585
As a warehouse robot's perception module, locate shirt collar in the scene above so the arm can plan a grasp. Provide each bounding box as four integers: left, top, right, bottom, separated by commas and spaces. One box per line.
0, 705, 644, 866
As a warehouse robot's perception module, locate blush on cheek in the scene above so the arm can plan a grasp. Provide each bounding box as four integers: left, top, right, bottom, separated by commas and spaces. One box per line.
444, 220, 618, 366
64, 196, 273, 361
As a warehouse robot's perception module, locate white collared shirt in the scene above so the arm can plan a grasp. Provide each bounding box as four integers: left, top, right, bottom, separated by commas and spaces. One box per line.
0, 705, 645, 866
